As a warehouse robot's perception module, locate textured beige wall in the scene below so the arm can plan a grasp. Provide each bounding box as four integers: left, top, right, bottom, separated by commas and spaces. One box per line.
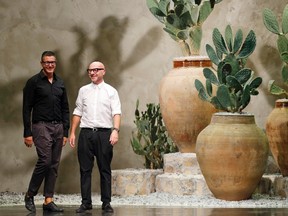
0, 0, 286, 193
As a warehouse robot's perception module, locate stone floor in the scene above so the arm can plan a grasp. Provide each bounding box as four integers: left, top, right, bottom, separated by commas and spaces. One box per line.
0, 206, 288, 216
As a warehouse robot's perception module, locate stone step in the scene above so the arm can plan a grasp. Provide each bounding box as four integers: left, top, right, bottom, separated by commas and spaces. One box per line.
112, 169, 163, 196
163, 152, 202, 175
112, 153, 287, 197
112, 170, 288, 197
155, 173, 212, 196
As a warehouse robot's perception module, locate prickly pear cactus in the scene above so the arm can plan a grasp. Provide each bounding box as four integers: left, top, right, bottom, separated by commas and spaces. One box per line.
146, 0, 222, 56
130, 99, 178, 169
263, 4, 288, 97
194, 25, 262, 113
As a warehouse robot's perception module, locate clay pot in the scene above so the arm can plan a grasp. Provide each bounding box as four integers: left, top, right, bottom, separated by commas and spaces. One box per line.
159, 56, 216, 153
196, 113, 269, 201
266, 99, 288, 177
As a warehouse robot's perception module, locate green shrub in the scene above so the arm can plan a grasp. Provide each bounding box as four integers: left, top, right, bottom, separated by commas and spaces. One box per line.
130, 100, 178, 169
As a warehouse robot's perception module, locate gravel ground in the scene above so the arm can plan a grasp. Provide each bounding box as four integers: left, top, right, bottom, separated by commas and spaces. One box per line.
1, 192, 287, 208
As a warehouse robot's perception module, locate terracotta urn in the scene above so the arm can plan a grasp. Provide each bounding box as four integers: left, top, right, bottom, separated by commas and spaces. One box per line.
266, 99, 288, 176
159, 56, 216, 153
196, 112, 269, 201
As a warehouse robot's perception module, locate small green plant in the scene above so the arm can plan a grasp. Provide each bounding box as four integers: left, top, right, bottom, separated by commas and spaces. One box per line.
195, 25, 262, 113
146, 0, 222, 56
130, 100, 178, 169
263, 5, 288, 98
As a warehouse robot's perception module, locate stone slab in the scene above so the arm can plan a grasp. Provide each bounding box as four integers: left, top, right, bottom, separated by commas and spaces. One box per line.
155, 173, 212, 196
112, 169, 163, 196
163, 152, 202, 175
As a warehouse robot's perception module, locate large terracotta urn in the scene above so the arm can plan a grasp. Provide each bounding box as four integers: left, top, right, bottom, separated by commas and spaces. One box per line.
196, 113, 269, 201
159, 56, 216, 153
266, 99, 288, 177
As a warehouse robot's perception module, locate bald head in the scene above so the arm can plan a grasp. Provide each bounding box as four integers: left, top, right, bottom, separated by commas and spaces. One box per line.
89, 61, 105, 70
87, 61, 106, 85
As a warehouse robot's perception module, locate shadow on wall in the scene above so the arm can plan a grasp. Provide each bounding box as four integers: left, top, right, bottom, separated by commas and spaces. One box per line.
0, 15, 162, 193
57, 16, 162, 193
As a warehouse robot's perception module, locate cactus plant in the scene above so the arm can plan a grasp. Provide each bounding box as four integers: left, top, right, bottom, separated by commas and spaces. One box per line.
263, 4, 288, 98
194, 25, 262, 113
130, 100, 178, 169
146, 0, 222, 56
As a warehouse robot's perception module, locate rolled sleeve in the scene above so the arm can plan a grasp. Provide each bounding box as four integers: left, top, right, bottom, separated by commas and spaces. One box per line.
111, 91, 121, 116
73, 92, 83, 117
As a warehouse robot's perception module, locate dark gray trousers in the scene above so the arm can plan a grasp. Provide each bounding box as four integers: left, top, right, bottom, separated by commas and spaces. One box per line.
28, 122, 63, 198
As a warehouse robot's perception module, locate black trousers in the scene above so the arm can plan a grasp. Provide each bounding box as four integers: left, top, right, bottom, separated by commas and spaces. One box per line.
77, 128, 113, 205
28, 122, 63, 198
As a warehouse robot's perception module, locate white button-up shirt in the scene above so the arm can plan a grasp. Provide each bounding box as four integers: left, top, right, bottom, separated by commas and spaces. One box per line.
73, 81, 121, 128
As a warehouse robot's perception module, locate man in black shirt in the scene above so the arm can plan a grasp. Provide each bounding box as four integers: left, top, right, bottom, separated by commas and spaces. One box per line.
22, 51, 70, 213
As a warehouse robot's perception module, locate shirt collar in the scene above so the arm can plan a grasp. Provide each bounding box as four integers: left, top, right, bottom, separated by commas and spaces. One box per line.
39, 70, 57, 80
91, 81, 105, 89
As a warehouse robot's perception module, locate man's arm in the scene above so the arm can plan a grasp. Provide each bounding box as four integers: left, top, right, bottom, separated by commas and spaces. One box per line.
69, 115, 81, 148
22, 79, 35, 138
23, 78, 35, 147
61, 85, 70, 138
110, 114, 121, 146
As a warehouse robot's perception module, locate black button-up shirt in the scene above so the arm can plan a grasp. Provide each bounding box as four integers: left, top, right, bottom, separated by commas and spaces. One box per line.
22, 70, 70, 137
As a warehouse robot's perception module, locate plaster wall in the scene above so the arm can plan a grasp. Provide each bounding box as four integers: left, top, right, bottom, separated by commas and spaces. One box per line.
0, 0, 286, 194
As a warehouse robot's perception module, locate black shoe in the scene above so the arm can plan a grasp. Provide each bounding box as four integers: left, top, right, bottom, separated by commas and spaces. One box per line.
102, 203, 114, 213
43, 202, 64, 212
75, 204, 92, 213
24, 193, 36, 212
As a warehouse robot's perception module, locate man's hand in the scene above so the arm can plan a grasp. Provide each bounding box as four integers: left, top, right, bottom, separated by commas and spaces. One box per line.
24, 136, 34, 148
110, 130, 119, 146
63, 137, 68, 146
69, 133, 76, 148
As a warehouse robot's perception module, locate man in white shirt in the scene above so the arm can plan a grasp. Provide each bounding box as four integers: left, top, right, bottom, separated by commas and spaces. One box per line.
69, 61, 121, 213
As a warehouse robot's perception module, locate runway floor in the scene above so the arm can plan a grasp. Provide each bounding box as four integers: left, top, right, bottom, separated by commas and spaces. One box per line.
0, 206, 287, 216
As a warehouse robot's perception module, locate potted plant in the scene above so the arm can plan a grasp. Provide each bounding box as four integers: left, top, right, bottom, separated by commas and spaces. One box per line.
194, 25, 269, 201
113, 100, 178, 196
146, 0, 222, 152
130, 99, 178, 169
263, 4, 288, 177
147, 0, 223, 56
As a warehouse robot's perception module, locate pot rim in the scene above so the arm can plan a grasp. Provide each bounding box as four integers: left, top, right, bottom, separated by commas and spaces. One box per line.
214, 112, 254, 117
275, 98, 288, 108
276, 98, 288, 102
173, 55, 209, 61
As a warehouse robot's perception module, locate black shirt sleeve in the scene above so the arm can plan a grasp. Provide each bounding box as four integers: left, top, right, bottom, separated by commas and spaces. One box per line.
61, 84, 70, 137
22, 76, 36, 137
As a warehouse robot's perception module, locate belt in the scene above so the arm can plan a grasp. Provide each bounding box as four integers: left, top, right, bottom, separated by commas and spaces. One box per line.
81, 127, 111, 132
34, 121, 62, 124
